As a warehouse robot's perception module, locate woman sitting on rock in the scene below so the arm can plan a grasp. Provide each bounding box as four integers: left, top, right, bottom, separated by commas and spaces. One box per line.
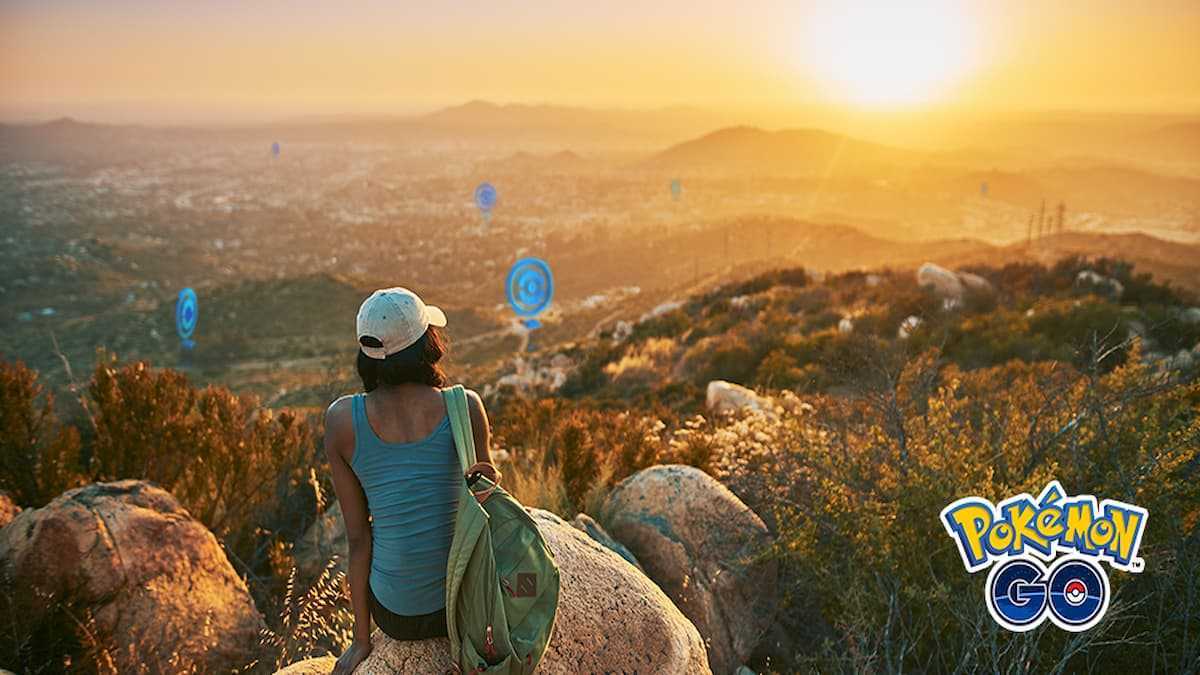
323, 288, 494, 674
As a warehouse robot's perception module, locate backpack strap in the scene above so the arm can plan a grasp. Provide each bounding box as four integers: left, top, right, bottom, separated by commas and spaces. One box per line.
442, 385, 500, 504
443, 385, 474, 475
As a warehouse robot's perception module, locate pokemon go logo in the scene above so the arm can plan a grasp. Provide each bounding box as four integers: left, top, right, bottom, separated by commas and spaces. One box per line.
940, 481, 1147, 632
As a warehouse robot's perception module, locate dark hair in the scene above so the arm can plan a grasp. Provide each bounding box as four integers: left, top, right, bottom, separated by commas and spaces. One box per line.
356, 326, 448, 392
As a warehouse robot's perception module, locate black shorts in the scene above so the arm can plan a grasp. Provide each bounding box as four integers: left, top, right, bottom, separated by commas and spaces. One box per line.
368, 583, 449, 641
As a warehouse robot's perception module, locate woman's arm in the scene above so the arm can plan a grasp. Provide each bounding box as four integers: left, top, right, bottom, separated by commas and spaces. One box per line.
465, 389, 492, 465
324, 396, 373, 674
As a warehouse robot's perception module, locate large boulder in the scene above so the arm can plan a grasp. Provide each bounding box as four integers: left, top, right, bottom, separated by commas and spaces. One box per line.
570, 512, 643, 572
601, 465, 778, 674
706, 380, 776, 420
0, 481, 264, 673
916, 262, 964, 302
0, 492, 19, 529
277, 509, 709, 675
275, 656, 336, 674
917, 263, 995, 308
958, 271, 996, 302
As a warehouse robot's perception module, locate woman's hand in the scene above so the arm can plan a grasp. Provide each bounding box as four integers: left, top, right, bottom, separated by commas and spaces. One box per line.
331, 639, 372, 675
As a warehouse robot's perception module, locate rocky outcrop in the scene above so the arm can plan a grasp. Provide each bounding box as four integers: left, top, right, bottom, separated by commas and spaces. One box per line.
0, 492, 19, 529
276, 508, 710, 675
917, 263, 964, 302
0, 481, 264, 673
1075, 269, 1125, 299
601, 465, 778, 674
917, 263, 995, 308
706, 380, 776, 419
570, 512, 643, 572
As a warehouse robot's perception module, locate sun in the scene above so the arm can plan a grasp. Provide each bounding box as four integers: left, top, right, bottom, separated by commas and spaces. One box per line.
802, 1, 979, 108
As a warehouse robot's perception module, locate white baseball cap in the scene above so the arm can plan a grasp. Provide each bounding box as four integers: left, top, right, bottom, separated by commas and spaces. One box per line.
356, 287, 447, 359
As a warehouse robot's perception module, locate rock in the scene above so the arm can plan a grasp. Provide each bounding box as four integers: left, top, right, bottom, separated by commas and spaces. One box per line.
611, 319, 633, 342
1180, 307, 1200, 325
958, 272, 994, 296
898, 315, 923, 339
601, 465, 778, 674
1168, 349, 1195, 371
1075, 270, 1124, 299
917, 263, 963, 302
294, 502, 347, 578
837, 316, 854, 334
571, 513, 643, 572
281, 508, 710, 675
0, 480, 264, 673
706, 380, 776, 419
275, 656, 336, 674
0, 492, 19, 529
918, 264, 995, 308
640, 300, 684, 323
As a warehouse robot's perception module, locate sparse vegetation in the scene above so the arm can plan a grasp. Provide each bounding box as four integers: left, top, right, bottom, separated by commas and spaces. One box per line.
2, 257, 1198, 673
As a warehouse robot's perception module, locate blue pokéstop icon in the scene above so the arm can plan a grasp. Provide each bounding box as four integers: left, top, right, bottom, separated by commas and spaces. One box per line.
505, 257, 553, 329
670, 178, 681, 201
175, 287, 198, 350
272, 142, 280, 157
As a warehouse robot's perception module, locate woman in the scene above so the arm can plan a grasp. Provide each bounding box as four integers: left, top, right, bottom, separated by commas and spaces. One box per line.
324, 287, 494, 674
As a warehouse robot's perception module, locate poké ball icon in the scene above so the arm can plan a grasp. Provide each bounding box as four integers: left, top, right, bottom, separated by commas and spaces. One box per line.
506, 257, 553, 330
1063, 579, 1088, 605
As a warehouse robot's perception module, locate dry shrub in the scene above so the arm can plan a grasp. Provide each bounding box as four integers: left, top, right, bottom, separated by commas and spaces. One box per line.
87, 355, 317, 549
0, 359, 83, 507
257, 561, 353, 671
603, 337, 677, 389
701, 346, 1199, 672
493, 398, 664, 516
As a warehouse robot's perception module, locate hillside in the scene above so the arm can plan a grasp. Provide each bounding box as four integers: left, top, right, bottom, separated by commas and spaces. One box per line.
532, 255, 1200, 411
649, 125, 922, 176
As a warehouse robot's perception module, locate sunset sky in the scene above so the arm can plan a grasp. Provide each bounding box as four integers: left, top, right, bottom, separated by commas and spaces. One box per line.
1, 0, 1198, 123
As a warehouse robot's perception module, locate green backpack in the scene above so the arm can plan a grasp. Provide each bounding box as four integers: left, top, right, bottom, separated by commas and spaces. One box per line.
442, 385, 560, 674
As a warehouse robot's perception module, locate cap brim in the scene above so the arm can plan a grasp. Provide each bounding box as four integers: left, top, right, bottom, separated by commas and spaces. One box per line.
425, 305, 447, 327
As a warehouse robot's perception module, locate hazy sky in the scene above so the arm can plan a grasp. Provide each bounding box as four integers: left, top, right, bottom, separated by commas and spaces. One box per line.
2, 0, 1198, 123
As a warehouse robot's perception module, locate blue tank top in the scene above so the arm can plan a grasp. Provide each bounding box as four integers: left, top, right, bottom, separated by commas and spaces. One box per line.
350, 393, 458, 615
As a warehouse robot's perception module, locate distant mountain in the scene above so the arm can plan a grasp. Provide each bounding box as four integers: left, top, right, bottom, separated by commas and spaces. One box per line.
649, 126, 924, 176
412, 100, 735, 145
1130, 121, 1200, 161
481, 148, 593, 173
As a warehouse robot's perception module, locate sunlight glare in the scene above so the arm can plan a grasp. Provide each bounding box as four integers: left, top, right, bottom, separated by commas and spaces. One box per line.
803, 1, 980, 108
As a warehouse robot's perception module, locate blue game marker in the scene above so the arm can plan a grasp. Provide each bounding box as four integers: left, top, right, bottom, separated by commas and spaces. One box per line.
175, 287, 198, 351
506, 257, 553, 333
475, 182, 497, 222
